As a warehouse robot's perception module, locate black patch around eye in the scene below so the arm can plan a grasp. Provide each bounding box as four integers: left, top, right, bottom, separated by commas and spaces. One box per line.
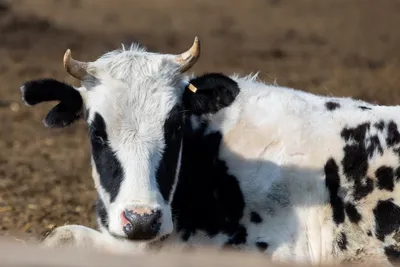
156, 105, 185, 202
325, 101, 340, 111
90, 113, 123, 202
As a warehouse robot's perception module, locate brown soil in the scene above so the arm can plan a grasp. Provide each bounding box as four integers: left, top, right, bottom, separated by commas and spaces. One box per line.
1, 0, 400, 241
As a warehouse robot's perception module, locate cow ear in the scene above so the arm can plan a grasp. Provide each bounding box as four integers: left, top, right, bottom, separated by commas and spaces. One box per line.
20, 78, 84, 128
182, 73, 240, 116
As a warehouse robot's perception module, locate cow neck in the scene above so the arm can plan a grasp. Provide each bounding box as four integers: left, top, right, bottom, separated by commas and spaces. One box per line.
170, 115, 246, 241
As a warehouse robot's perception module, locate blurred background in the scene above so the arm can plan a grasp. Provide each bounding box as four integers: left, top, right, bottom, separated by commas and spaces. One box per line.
0, 0, 399, 241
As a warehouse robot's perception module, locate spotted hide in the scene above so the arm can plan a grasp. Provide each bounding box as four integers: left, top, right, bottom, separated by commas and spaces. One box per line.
20, 38, 400, 266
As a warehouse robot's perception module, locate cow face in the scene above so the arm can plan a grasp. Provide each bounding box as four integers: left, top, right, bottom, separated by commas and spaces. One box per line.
20, 38, 200, 242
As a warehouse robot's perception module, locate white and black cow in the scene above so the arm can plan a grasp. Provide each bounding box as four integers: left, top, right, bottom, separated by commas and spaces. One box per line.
20, 38, 400, 266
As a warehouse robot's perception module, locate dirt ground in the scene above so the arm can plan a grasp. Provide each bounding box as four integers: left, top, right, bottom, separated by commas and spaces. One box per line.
1, 0, 400, 242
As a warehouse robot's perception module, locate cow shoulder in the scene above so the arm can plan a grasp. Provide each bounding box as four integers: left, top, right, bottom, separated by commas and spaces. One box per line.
174, 128, 247, 246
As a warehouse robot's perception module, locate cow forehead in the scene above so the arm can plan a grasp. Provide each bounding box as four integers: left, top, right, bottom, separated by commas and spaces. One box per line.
87, 46, 181, 83
81, 49, 186, 133
85, 91, 179, 144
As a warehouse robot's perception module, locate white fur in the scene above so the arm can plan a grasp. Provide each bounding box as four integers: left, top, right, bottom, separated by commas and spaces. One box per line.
41, 44, 398, 266
82, 46, 186, 239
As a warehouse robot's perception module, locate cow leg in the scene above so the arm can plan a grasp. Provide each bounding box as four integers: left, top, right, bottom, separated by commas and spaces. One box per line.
41, 224, 148, 254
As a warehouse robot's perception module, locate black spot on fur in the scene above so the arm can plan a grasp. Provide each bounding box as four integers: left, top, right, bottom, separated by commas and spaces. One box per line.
367, 230, 372, 236
255, 241, 269, 251
341, 123, 375, 200
337, 232, 348, 251
395, 167, 400, 182
374, 199, 400, 241
172, 128, 246, 242
354, 177, 374, 200
183, 73, 240, 116
374, 121, 385, 131
95, 197, 109, 229
367, 136, 382, 156
367, 136, 383, 157
341, 123, 369, 180
325, 101, 340, 111
20, 78, 83, 127
359, 106, 372, 110
90, 113, 123, 202
156, 105, 185, 202
225, 225, 247, 246
324, 158, 345, 225
181, 231, 191, 242
376, 166, 394, 191
385, 245, 400, 263
250, 212, 262, 224
345, 203, 362, 223
387, 121, 400, 147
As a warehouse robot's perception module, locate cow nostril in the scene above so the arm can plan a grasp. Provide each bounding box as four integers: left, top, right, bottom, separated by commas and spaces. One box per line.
123, 222, 133, 233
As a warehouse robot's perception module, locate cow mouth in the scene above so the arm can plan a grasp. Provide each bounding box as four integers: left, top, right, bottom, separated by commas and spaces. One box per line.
111, 231, 170, 243
146, 233, 170, 245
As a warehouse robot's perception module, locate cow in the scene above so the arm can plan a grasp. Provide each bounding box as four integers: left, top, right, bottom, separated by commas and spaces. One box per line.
19, 37, 400, 266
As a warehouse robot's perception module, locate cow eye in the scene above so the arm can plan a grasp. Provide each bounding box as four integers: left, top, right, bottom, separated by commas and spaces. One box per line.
89, 129, 106, 145
93, 134, 106, 145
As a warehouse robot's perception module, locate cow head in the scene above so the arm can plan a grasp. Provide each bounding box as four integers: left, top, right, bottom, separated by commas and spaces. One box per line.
21, 37, 240, 243
20, 38, 203, 242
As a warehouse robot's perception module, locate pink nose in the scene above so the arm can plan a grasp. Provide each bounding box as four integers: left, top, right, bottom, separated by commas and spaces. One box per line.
120, 207, 162, 240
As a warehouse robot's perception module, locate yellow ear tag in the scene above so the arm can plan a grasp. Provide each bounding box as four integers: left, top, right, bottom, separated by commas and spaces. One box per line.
187, 83, 198, 93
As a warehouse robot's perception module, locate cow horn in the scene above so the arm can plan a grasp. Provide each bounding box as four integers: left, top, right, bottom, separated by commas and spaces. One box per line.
63, 49, 89, 80
175, 37, 201, 73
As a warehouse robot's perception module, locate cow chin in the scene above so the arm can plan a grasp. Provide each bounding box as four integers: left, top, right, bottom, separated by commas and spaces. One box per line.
107, 202, 174, 243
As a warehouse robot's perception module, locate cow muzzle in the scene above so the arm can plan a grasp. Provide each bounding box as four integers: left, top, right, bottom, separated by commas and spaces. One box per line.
120, 206, 162, 241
